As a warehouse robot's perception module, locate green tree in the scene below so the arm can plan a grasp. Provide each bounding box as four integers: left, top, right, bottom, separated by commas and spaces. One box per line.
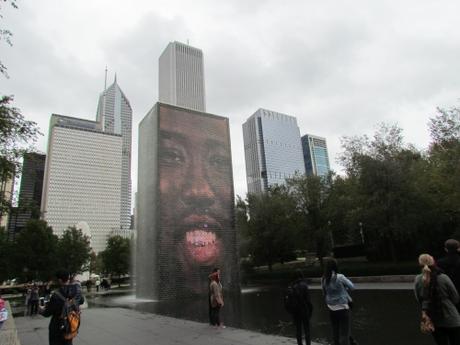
339, 123, 425, 261
100, 236, 131, 280
0, 0, 18, 77
88, 251, 101, 276
0, 95, 40, 217
239, 186, 299, 271
56, 226, 92, 275
12, 219, 58, 281
422, 107, 460, 242
286, 173, 333, 260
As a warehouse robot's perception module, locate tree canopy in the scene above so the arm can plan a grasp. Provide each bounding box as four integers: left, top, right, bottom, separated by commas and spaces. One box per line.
238, 108, 460, 264
99, 235, 131, 278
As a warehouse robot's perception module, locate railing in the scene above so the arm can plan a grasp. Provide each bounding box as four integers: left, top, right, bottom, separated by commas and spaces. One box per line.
0, 301, 21, 345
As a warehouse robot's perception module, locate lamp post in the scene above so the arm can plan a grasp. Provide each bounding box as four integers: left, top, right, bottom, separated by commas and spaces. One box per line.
358, 222, 364, 244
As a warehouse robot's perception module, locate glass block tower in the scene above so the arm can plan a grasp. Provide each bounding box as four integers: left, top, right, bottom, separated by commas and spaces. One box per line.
96, 77, 132, 230
242, 108, 305, 194
159, 41, 206, 112
301, 134, 331, 177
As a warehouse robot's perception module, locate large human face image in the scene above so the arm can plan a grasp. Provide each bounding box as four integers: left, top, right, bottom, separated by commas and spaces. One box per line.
157, 106, 234, 296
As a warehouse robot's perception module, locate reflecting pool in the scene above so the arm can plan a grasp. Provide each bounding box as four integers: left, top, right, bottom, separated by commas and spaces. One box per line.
89, 285, 432, 345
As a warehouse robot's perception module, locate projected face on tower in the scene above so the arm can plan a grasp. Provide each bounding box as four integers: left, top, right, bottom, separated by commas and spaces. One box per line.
157, 106, 233, 297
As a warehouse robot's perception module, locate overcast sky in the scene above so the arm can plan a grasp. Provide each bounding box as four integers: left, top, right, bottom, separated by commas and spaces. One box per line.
1, 0, 460, 200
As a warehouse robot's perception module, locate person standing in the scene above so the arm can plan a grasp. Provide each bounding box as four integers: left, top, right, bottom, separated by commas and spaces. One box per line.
29, 284, 40, 316
40, 270, 85, 345
286, 273, 313, 345
208, 268, 219, 325
415, 254, 460, 345
437, 239, 460, 304
209, 269, 224, 328
321, 257, 354, 345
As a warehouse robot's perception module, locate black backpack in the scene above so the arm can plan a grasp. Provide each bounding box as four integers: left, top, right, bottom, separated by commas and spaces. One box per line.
284, 283, 300, 314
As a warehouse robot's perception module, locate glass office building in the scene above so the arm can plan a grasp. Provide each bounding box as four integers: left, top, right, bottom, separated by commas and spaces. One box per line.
243, 109, 305, 194
301, 134, 331, 177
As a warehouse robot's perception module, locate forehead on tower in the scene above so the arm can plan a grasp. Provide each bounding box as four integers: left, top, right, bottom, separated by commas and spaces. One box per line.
159, 105, 229, 141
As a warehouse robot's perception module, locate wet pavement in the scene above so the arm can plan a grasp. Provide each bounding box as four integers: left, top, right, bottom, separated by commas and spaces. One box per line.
15, 307, 321, 345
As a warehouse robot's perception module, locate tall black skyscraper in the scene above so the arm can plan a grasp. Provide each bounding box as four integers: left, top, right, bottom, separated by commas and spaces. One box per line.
8, 152, 46, 238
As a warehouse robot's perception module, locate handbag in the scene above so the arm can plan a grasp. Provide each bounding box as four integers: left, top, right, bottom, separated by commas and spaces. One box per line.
420, 312, 435, 334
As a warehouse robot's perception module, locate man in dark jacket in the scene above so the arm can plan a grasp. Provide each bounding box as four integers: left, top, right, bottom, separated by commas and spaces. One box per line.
40, 271, 84, 345
287, 276, 313, 345
438, 239, 460, 307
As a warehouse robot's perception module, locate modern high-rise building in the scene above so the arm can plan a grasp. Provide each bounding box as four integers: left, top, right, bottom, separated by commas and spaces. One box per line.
242, 109, 305, 194
159, 41, 206, 112
7, 152, 46, 238
301, 134, 331, 177
96, 77, 132, 230
41, 114, 122, 253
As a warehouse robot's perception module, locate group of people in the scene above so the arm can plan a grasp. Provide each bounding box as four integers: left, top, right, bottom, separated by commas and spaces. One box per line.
285, 257, 357, 345
85, 277, 110, 292
286, 239, 460, 345
24, 282, 52, 316
209, 239, 460, 345
208, 259, 357, 344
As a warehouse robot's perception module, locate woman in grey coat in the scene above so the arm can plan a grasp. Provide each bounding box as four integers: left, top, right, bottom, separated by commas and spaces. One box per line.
415, 253, 460, 345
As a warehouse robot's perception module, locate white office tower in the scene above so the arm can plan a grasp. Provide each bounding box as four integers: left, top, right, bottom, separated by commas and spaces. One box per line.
159, 41, 206, 112
96, 77, 132, 230
243, 109, 305, 194
41, 115, 122, 253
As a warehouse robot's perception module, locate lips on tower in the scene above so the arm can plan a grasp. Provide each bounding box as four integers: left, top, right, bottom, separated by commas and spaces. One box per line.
137, 103, 239, 300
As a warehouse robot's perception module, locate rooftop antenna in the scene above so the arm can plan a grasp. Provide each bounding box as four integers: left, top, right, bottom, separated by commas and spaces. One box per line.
104, 66, 108, 91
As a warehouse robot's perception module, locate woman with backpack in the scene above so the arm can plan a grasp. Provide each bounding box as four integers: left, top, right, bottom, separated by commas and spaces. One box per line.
40, 270, 85, 345
414, 254, 460, 345
321, 257, 354, 345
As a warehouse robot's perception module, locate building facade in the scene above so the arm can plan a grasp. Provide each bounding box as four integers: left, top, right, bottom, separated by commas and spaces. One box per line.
41, 114, 122, 253
0, 171, 14, 229
159, 41, 206, 112
301, 134, 331, 177
7, 152, 46, 238
96, 77, 132, 230
243, 109, 305, 194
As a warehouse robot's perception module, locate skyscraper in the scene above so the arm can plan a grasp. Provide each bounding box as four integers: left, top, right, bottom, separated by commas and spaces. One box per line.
242, 109, 305, 194
41, 114, 122, 253
96, 77, 132, 230
159, 41, 206, 112
301, 134, 331, 177
7, 152, 46, 238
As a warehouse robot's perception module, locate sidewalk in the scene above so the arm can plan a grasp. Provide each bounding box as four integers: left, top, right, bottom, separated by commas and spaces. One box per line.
15, 308, 322, 345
